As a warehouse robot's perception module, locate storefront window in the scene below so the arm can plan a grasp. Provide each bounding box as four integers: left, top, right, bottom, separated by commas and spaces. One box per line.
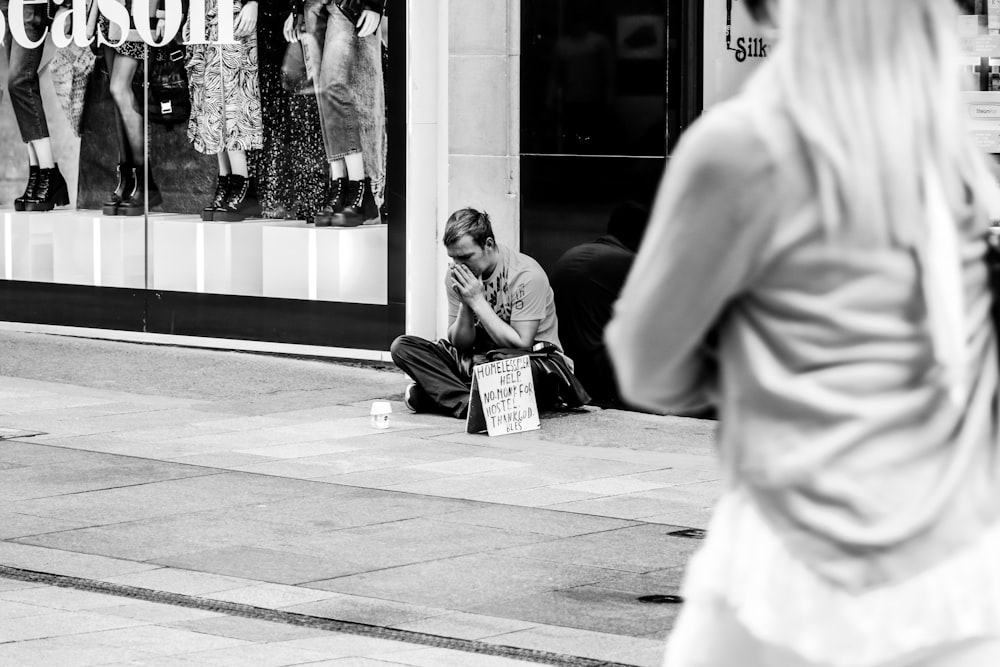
956, 0, 1000, 154
522, 0, 668, 158
521, 0, 672, 273
1, 0, 403, 349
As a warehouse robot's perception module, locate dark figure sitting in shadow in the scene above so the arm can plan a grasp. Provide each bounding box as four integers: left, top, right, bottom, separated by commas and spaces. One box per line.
552, 202, 717, 418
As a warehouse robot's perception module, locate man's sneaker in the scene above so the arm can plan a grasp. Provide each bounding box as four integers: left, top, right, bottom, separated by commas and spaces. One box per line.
403, 383, 418, 413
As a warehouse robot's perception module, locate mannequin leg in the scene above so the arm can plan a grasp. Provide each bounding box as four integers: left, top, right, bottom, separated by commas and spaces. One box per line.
344, 152, 364, 180
201, 152, 233, 221
107, 54, 143, 167
30, 138, 55, 169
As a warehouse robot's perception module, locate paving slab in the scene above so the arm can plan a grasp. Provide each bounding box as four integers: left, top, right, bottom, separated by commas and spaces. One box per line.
469, 586, 681, 637
282, 592, 451, 627
491, 524, 698, 573
305, 553, 623, 611
0, 609, 149, 643
0, 635, 162, 666
202, 582, 344, 608
391, 611, 540, 641
166, 642, 336, 666
483, 624, 666, 664
168, 614, 334, 642
99, 568, 253, 597
152, 545, 368, 585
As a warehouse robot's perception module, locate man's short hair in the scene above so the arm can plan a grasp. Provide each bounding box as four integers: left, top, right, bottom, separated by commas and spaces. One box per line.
443, 208, 494, 248
606, 201, 650, 253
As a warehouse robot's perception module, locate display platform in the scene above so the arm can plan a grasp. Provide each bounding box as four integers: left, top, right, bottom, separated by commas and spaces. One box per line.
0, 210, 388, 305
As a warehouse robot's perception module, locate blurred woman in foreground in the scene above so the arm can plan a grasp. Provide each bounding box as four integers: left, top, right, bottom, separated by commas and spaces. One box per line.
607, 1, 1000, 665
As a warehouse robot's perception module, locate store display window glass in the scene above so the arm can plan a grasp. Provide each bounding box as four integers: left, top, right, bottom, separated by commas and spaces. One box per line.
1, 0, 404, 349
521, 0, 673, 273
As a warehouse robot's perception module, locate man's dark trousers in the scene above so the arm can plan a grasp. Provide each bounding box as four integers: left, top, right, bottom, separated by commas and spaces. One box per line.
390, 335, 474, 418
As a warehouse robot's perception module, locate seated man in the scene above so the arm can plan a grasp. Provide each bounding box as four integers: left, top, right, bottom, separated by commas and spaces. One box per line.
551, 201, 648, 407
391, 207, 583, 419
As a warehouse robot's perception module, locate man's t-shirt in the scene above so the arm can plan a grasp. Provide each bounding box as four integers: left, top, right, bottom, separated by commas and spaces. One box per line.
446, 244, 563, 355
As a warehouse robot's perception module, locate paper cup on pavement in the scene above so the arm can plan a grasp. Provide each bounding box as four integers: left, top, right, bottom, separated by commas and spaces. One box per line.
370, 401, 392, 429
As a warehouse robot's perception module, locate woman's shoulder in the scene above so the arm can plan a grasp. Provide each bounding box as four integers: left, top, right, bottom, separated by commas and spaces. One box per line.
670, 102, 782, 196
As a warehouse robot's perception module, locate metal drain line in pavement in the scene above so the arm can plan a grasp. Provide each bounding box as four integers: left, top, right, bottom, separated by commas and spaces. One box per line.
0, 565, 638, 667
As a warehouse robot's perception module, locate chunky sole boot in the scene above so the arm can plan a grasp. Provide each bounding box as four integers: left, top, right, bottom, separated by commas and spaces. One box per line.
23, 165, 70, 212
14, 165, 40, 212
213, 175, 261, 222
313, 177, 348, 227
118, 167, 163, 217
331, 177, 380, 227
102, 164, 135, 216
201, 174, 231, 221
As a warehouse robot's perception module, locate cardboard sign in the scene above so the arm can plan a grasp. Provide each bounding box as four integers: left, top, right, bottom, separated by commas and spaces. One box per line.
465, 356, 540, 436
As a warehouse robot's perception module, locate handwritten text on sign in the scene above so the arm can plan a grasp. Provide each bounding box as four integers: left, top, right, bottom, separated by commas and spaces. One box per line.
474, 356, 540, 436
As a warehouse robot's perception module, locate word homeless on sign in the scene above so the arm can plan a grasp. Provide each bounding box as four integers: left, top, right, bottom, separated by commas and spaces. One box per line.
0, 0, 242, 50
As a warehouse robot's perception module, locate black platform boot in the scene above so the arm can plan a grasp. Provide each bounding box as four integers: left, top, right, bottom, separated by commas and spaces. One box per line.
14, 165, 39, 212
24, 164, 69, 212
201, 174, 231, 221
314, 177, 348, 227
332, 177, 380, 227
214, 175, 261, 222
102, 163, 134, 216
119, 166, 163, 217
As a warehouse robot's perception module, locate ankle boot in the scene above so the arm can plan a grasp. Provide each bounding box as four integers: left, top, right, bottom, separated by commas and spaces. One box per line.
214, 175, 261, 222
24, 164, 69, 212
332, 177, 379, 227
14, 165, 40, 212
201, 174, 231, 221
314, 177, 348, 227
119, 166, 163, 216
102, 163, 135, 216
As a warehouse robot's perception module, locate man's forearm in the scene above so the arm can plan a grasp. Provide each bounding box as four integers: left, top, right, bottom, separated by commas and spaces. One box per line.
470, 301, 530, 349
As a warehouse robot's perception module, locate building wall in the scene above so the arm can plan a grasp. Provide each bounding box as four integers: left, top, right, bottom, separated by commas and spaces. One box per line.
407, 0, 521, 340
448, 0, 520, 246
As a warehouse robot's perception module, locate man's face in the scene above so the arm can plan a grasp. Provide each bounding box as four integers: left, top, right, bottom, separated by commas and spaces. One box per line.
447, 234, 496, 278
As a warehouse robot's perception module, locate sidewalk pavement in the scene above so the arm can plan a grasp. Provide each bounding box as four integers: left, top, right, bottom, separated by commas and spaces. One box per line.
0, 330, 720, 666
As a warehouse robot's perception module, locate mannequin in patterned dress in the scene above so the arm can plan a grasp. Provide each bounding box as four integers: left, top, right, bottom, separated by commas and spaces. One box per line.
185, 0, 263, 221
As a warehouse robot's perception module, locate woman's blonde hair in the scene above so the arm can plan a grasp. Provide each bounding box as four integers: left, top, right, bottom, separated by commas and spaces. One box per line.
768, 0, 1000, 245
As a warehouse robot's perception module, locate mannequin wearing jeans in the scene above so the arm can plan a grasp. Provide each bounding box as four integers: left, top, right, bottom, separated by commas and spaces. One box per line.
4, 0, 69, 211
284, 0, 384, 227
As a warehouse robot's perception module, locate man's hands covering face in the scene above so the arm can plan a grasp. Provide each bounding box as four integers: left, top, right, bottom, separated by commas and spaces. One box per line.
450, 263, 485, 306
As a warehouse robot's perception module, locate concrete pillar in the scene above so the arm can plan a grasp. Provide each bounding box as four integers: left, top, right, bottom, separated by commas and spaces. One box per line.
447, 0, 520, 249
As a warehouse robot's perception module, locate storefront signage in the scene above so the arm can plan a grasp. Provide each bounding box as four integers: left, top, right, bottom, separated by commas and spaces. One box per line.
703, 0, 773, 109
1, 0, 240, 50
466, 356, 540, 437
970, 102, 1000, 118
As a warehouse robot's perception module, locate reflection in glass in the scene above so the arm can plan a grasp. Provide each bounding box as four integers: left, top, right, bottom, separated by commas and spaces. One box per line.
521, 1, 671, 286
522, 0, 668, 157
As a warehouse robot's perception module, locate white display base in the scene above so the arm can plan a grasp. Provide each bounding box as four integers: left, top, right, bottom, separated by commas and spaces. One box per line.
52, 213, 145, 288
3, 209, 145, 288
147, 215, 299, 296
0, 209, 389, 304
261, 224, 388, 304
3, 211, 58, 284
